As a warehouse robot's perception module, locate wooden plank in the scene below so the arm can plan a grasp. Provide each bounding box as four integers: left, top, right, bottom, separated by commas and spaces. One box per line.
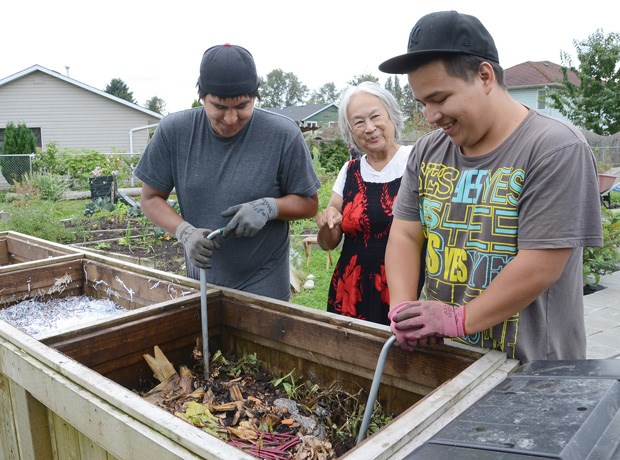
75, 248, 199, 289
8, 379, 53, 459
0, 260, 84, 305
0, 373, 19, 460
220, 297, 478, 390
82, 260, 197, 308
78, 431, 112, 460
0, 238, 9, 266
0, 231, 84, 255
0, 322, 248, 460
49, 412, 81, 459
6, 237, 72, 263
0, 253, 84, 276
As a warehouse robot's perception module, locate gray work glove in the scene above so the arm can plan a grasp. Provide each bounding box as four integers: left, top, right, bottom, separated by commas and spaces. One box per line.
221, 197, 278, 238
175, 222, 220, 268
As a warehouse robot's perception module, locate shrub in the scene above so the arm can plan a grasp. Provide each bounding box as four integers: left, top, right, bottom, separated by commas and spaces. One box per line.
318, 138, 350, 175
583, 207, 620, 286
1, 121, 37, 184
32, 141, 63, 175
19, 172, 67, 201
33, 144, 139, 190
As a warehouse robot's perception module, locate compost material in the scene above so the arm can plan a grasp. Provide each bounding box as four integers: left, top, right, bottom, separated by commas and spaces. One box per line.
141, 344, 392, 459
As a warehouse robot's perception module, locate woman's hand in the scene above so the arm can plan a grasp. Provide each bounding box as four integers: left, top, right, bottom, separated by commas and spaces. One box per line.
316, 206, 342, 230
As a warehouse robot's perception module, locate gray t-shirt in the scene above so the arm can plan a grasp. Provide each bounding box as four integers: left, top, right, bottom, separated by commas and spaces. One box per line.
394, 110, 603, 362
134, 107, 320, 300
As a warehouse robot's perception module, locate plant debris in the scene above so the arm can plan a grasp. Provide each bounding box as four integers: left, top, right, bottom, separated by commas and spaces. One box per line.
140, 342, 393, 459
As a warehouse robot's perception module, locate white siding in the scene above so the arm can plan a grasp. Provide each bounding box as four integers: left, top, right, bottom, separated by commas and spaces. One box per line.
0, 71, 160, 153
508, 87, 569, 122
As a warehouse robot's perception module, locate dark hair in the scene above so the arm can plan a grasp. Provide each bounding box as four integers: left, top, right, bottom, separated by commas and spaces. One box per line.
197, 87, 261, 101
408, 53, 505, 88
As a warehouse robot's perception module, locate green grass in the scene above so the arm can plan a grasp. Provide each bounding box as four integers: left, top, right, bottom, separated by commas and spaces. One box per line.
0, 195, 91, 241
290, 239, 341, 311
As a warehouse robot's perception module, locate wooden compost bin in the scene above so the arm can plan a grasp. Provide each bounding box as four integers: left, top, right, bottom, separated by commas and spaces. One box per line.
0, 249, 518, 459
0, 253, 197, 322
0, 231, 82, 272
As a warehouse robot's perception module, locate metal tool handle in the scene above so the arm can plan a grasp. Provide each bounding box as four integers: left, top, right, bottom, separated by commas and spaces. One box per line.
356, 335, 397, 444
200, 228, 224, 380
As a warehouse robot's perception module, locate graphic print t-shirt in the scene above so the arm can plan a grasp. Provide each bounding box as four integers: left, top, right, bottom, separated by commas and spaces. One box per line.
393, 110, 602, 361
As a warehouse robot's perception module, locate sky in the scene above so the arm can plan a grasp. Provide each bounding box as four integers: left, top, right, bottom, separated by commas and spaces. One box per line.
2, 1, 618, 114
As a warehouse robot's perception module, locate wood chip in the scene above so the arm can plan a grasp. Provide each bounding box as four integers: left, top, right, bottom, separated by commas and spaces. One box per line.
143, 345, 177, 382
228, 383, 244, 402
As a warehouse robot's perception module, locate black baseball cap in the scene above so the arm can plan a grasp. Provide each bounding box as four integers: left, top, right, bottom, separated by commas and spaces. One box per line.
379, 10, 499, 74
198, 44, 259, 98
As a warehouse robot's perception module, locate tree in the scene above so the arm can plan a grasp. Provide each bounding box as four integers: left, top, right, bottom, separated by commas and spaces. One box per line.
145, 96, 166, 114
308, 82, 340, 104
401, 84, 423, 118
1, 121, 37, 184
105, 78, 136, 104
384, 76, 404, 104
192, 99, 203, 108
549, 29, 620, 135
347, 74, 379, 86
259, 69, 309, 108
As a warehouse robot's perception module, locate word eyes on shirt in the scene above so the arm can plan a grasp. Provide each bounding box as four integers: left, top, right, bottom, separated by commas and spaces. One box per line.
422, 163, 524, 206
420, 162, 523, 289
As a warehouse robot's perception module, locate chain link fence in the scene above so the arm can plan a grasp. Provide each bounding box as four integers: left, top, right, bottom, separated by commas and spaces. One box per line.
592, 146, 620, 171
0, 154, 34, 190
0, 152, 142, 192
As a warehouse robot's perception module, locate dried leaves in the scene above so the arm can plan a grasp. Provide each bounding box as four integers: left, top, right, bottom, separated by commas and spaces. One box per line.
140, 345, 385, 459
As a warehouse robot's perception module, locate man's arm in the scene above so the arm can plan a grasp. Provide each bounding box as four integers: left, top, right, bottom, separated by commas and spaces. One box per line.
275, 193, 319, 220
140, 183, 183, 234
385, 217, 426, 304
462, 247, 573, 333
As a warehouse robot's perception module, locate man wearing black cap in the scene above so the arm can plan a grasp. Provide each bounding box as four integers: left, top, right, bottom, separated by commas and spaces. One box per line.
380, 11, 602, 362
135, 44, 320, 301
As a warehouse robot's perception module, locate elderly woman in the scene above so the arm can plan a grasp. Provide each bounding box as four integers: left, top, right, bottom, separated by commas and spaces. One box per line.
316, 81, 424, 324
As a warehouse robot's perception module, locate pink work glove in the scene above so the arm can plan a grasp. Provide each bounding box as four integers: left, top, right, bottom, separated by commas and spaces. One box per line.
388, 301, 466, 351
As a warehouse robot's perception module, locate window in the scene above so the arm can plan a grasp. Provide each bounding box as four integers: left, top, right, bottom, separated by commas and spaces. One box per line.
0, 126, 42, 152
537, 89, 547, 110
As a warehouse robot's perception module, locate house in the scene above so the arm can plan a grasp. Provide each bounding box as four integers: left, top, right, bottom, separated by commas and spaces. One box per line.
505, 61, 579, 122
263, 103, 338, 132
0, 64, 162, 153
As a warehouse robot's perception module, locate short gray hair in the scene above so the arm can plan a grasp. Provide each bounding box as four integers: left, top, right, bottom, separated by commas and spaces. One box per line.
337, 81, 404, 151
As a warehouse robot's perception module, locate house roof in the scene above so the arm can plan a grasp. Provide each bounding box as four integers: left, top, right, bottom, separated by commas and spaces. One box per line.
264, 103, 337, 122
0, 64, 163, 119
504, 61, 580, 88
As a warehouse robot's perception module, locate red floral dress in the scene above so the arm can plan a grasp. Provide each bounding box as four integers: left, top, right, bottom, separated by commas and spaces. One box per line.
327, 159, 401, 325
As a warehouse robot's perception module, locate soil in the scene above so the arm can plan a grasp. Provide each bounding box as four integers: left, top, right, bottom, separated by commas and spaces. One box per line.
67, 214, 187, 275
